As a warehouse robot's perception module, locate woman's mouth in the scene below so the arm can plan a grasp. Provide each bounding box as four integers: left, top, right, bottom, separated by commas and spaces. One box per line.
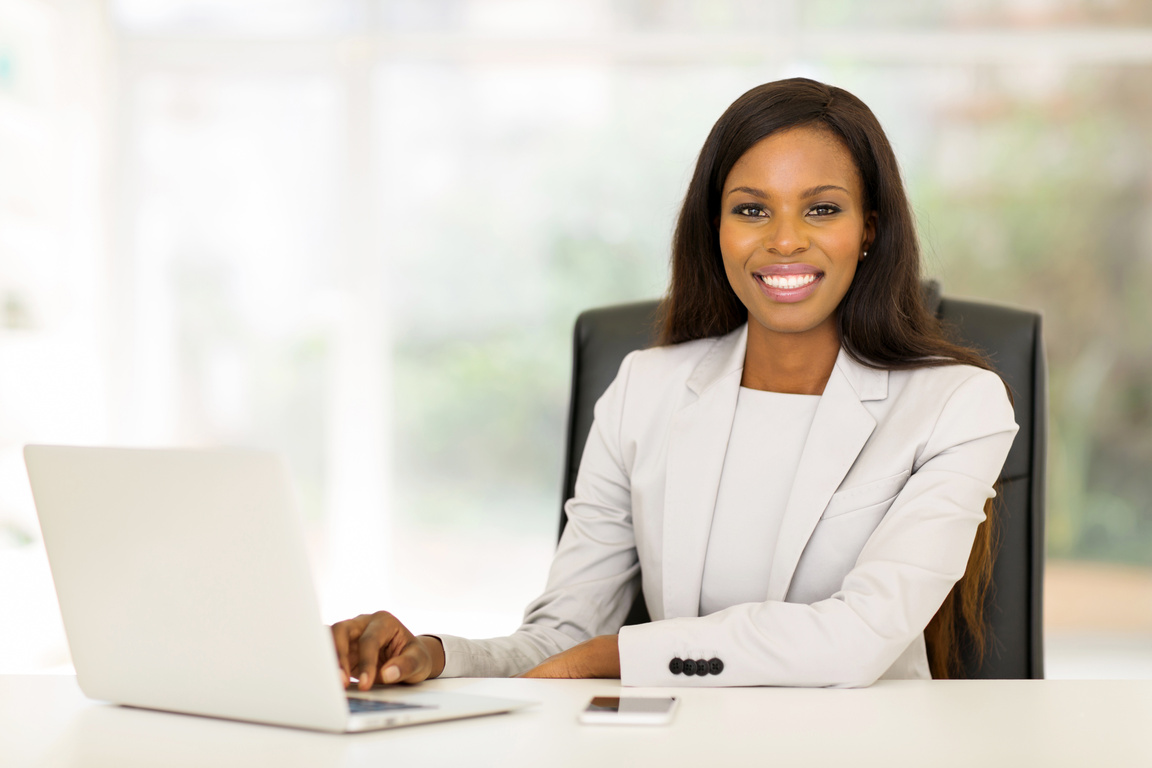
759, 273, 818, 290
754, 268, 824, 303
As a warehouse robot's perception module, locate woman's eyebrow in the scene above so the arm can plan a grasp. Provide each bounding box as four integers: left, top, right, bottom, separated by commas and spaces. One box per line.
801, 184, 849, 198
725, 186, 767, 199
725, 183, 850, 199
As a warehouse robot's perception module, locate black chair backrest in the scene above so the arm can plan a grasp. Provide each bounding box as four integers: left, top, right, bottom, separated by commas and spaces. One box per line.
559, 288, 1046, 679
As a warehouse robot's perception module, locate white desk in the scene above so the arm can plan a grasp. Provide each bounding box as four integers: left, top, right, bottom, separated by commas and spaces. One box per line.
3, 675, 1150, 767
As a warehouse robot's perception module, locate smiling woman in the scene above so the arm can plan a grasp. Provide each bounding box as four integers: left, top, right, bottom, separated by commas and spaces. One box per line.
718, 126, 874, 393
330, 78, 1019, 689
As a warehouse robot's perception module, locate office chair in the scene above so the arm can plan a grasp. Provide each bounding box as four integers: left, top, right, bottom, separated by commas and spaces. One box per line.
557, 283, 1046, 679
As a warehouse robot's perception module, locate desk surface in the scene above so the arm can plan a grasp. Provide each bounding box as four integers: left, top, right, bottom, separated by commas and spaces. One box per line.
4, 675, 1151, 768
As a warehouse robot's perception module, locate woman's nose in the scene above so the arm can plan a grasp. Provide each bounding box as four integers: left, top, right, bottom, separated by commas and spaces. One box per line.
765, 215, 808, 256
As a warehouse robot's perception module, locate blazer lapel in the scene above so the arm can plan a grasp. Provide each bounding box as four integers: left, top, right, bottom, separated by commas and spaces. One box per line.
661, 326, 746, 620
766, 349, 887, 601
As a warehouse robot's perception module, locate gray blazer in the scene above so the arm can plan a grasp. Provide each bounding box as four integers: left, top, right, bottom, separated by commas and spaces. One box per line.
439, 324, 1018, 687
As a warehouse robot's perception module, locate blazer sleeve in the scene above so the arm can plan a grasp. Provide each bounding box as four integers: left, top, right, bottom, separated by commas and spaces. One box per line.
618, 367, 1019, 688
437, 351, 642, 678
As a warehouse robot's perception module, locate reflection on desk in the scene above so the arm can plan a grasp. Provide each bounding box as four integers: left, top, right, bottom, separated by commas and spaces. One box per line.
3, 675, 1151, 767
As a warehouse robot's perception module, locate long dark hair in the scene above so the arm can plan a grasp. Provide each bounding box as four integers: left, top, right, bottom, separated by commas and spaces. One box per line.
660, 78, 999, 679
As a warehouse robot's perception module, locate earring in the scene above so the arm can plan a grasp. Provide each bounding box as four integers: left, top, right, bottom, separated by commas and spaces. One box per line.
862, 250, 868, 259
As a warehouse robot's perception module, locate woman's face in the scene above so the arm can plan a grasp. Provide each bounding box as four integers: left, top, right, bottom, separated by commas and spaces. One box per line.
718, 125, 875, 343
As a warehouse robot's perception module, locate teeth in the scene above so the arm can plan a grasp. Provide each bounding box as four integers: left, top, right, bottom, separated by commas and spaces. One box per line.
759, 273, 818, 289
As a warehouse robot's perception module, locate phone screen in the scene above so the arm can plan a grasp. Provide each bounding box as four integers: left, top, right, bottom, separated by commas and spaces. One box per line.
584, 696, 677, 714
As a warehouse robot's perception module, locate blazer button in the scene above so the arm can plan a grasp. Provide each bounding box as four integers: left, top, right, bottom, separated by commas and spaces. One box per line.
708, 658, 724, 675
695, 659, 709, 675
669, 658, 683, 675
681, 659, 697, 676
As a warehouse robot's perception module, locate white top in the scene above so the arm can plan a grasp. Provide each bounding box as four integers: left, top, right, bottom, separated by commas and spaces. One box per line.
699, 387, 820, 617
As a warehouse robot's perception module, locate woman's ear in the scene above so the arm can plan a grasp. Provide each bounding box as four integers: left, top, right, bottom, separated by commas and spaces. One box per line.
861, 211, 878, 260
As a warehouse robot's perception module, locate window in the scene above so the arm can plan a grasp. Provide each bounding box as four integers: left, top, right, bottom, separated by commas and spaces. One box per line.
2, 0, 1150, 677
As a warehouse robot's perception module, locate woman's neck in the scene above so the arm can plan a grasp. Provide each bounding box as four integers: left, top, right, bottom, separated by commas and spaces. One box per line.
741, 320, 840, 395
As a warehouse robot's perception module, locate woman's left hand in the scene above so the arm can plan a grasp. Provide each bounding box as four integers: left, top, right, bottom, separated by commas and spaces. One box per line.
520, 634, 621, 679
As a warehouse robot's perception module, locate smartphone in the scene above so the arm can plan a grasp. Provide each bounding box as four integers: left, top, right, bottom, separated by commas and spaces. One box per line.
578, 696, 679, 725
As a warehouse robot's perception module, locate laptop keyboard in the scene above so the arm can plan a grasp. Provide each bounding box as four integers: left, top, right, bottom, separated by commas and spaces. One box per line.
347, 697, 432, 713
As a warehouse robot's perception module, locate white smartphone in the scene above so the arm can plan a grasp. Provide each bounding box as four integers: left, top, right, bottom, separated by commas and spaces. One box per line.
578, 696, 679, 725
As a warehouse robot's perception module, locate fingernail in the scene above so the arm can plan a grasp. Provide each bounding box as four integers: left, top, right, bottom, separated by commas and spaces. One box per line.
382, 666, 400, 683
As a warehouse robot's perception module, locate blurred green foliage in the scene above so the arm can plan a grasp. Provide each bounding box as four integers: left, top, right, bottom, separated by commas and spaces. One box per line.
174, 256, 329, 523
154, 42, 1151, 569
911, 67, 1152, 565
390, 64, 1152, 568
391, 230, 665, 531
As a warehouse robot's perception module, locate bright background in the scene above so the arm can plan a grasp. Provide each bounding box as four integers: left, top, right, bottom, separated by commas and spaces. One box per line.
2, 0, 1151, 677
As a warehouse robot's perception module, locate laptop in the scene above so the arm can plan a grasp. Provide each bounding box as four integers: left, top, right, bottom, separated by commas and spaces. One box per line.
23, 444, 532, 733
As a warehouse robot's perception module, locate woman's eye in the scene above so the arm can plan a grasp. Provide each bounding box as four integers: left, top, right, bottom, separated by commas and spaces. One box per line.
809, 204, 841, 217
733, 204, 766, 217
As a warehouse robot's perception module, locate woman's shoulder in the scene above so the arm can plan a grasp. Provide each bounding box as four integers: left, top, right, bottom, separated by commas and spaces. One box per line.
625, 329, 739, 377
885, 361, 1015, 427
888, 360, 1007, 393
839, 350, 1009, 407
606, 329, 743, 413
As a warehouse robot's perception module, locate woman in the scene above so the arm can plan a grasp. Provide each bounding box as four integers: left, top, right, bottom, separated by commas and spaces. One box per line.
332, 78, 1018, 689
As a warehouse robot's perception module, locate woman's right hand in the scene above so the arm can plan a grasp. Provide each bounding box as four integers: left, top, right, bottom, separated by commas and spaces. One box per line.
330, 611, 446, 690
